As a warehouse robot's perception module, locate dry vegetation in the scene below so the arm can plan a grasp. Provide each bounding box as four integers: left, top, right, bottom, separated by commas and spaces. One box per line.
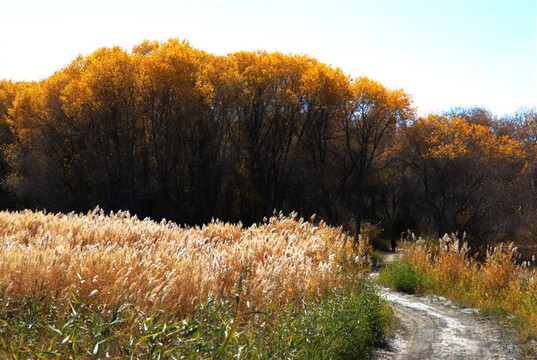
0, 208, 359, 314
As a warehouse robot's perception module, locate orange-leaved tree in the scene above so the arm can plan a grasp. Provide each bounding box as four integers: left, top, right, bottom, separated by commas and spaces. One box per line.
340, 77, 415, 238
401, 114, 524, 242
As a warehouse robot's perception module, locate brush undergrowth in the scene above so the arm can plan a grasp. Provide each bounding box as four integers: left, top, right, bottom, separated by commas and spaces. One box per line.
378, 233, 537, 355
0, 209, 393, 358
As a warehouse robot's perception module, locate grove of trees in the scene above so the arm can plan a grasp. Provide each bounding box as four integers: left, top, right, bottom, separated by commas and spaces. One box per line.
1, 39, 536, 252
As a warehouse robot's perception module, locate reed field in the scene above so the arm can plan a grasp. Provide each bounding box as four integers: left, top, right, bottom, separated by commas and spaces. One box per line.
379, 233, 537, 354
0, 208, 391, 358
0, 207, 357, 312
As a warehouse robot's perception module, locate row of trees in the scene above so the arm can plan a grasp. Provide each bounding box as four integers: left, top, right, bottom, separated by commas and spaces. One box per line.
0, 39, 536, 249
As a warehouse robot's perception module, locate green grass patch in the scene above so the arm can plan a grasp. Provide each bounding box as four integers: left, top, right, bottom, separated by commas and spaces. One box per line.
377, 261, 431, 294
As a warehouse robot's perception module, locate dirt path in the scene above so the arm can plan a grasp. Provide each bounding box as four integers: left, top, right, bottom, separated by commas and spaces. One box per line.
373, 252, 516, 360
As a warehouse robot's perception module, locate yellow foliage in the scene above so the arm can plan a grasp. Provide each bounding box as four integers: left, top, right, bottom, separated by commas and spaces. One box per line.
405, 115, 522, 161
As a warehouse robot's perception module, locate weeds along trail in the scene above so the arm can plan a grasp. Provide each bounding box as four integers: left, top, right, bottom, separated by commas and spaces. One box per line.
0, 208, 358, 313
377, 233, 537, 358
372, 250, 514, 359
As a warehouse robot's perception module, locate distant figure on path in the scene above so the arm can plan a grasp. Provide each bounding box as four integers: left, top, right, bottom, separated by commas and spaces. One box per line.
391, 238, 397, 253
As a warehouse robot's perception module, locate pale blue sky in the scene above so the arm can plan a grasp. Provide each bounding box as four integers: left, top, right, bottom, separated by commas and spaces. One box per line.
0, 0, 535, 116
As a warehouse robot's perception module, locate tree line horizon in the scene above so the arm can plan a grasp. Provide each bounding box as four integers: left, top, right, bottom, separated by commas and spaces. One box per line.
0, 38, 536, 251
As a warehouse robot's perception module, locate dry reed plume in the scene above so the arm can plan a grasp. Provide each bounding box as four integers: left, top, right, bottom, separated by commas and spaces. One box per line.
0, 208, 357, 314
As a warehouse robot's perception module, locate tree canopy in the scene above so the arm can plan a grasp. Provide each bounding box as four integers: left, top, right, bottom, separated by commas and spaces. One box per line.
1, 39, 536, 251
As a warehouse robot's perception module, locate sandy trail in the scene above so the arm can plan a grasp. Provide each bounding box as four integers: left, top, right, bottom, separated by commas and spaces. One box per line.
373, 252, 515, 360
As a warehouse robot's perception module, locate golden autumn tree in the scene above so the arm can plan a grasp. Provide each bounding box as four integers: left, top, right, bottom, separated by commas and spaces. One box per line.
401, 114, 524, 241
133, 39, 223, 222
0, 80, 18, 207
0, 80, 17, 124
224, 51, 313, 222
340, 77, 415, 237
61, 46, 140, 211
502, 108, 537, 245
295, 60, 353, 223
7, 78, 67, 207
8, 46, 145, 213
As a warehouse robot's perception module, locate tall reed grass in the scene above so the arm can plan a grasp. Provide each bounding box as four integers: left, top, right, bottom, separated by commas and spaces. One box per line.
0, 208, 358, 313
